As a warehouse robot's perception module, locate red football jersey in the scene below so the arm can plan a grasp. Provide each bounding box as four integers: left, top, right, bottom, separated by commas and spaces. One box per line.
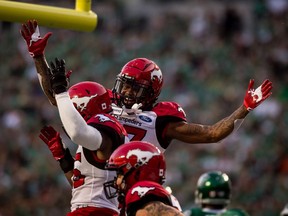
70, 113, 128, 214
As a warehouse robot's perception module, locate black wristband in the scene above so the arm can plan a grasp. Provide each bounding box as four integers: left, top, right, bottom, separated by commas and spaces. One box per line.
58, 148, 74, 173
53, 85, 68, 94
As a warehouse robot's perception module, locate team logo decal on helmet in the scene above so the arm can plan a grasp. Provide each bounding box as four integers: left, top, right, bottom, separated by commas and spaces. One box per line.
151, 68, 163, 84
68, 81, 112, 121
131, 186, 155, 198
178, 106, 187, 117
126, 148, 160, 167
70, 94, 98, 112
104, 141, 166, 201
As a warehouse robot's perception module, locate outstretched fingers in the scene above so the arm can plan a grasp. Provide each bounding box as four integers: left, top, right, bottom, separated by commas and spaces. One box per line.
27, 19, 38, 34
261, 79, 273, 98
46, 125, 57, 136
20, 20, 37, 38
40, 125, 57, 141
39, 132, 49, 145
262, 87, 272, 100
262, 80, 272, 90
32, 19, 38, 30
50, 61, 56, 71
247, 79, 254, 91
59, 59, 66, 71
55, 58, 61, 68
20, 23, 29, 38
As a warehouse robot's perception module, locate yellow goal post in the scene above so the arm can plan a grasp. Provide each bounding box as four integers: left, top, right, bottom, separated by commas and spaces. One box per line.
0, 0, 97, 32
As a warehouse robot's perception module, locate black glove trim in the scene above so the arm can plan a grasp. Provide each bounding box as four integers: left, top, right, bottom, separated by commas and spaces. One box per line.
58, 148, 74, 173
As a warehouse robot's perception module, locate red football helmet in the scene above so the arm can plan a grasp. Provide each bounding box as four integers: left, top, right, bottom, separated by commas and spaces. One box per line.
104, 141, 166, 200
112, 58, 163, 110
68, 81, 112, 121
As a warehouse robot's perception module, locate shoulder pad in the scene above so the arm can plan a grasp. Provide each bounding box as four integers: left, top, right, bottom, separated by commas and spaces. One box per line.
153, 102, 187, 120
87, 113, 127, 136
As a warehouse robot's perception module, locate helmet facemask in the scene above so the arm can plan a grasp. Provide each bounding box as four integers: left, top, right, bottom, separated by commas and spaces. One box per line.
103, 166, 135, 201
113, 58, 163, 110
113, 75, 155, 110
103, 177, 119, 200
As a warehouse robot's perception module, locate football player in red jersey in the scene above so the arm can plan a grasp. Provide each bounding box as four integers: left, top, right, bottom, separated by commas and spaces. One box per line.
20, 20, 273, 153
104, 141, 184, 216
39, 58, 129, 215
109, 57, 272, 152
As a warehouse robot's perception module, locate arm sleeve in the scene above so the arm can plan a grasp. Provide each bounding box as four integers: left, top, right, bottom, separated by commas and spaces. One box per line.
55, 92, 102, 151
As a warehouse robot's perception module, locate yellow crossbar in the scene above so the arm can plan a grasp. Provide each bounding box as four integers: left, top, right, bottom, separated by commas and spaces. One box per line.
0, 0, 97, 32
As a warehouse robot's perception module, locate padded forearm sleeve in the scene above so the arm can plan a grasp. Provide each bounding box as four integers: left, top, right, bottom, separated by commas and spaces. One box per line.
55, 92, 102, 150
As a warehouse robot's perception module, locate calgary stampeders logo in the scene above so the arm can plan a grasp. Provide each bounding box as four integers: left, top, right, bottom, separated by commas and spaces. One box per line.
96, 114, 115, 123
131, 186, 155, 197
151, 68, 163, 84
70, 94, 98, 111
126, 148, 160, 166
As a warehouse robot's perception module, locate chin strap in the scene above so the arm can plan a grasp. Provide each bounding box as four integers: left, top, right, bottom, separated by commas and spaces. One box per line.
122, 103, 143, 115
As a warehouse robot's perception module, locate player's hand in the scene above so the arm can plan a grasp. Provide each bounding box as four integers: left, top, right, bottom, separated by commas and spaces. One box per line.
243, 79, 272, 111
20, 19, 52, 58
39, 125, 66, 161
49, 58, 71, 94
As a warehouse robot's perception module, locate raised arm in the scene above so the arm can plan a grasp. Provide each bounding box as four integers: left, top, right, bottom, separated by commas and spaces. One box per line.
20, 20, 56, 106
166, 79, 273, 144
49, 58, 103, 151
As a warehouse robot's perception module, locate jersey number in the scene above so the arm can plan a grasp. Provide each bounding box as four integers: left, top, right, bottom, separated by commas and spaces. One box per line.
72, 152, 86, 189
73, 169, 85, 188
124, 125, 147, 141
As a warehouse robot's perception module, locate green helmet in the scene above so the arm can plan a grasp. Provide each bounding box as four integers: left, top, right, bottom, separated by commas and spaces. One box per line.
218, 209, 250, 216
195, 171, 231, 205
281, 204, 288, 216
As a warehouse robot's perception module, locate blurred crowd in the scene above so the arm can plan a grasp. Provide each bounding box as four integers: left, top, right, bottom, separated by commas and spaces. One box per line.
0, 0, 287, 215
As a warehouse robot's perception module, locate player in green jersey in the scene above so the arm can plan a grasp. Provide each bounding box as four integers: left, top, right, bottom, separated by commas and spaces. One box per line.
183, 171, 249, 216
